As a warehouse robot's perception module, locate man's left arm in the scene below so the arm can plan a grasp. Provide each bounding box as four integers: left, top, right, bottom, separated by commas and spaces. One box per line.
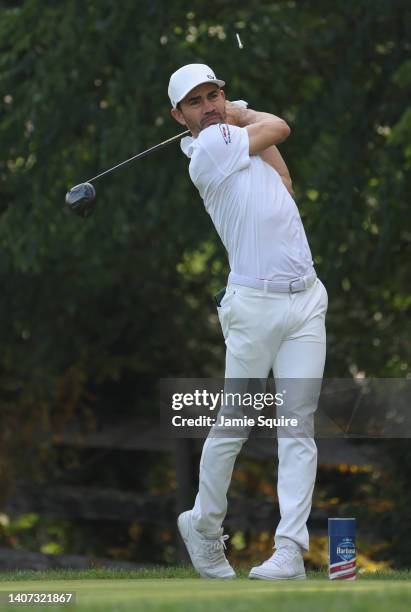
259, 146, 294, 196
225, 101, 294, 196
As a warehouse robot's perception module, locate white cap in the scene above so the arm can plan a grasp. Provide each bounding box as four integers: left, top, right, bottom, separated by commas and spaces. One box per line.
168, 64, 225, 108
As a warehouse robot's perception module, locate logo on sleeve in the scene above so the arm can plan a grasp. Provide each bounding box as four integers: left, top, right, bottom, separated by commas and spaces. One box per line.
219, 124, 231, 145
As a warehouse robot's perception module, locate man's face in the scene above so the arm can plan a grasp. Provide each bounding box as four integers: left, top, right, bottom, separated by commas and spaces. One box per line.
171, 83, 226, 137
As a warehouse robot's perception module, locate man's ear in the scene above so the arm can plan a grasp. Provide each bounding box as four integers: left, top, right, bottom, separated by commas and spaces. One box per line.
171, 107, 187, 127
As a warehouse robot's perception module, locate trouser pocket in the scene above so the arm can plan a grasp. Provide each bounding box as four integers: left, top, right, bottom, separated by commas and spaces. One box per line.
214, 287, 226, 307
217, 288, 236, 340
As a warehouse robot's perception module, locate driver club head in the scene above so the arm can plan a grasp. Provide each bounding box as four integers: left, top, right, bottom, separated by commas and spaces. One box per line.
65, 182, 96, 218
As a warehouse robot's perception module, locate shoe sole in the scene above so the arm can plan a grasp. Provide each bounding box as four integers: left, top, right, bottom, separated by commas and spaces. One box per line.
177, 512, 235, 580
249, 570, 306, 581
177, 513, 199, 571
177, 512, 190, 547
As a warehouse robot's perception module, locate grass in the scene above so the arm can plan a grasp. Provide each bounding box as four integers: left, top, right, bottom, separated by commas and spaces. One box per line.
0, 567, 410, 611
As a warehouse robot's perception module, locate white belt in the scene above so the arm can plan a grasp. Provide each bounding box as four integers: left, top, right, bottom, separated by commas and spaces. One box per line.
228, 271, 317, 293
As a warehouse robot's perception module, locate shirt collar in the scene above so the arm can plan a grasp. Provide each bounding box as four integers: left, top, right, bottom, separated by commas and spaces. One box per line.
180, 135, 195, 158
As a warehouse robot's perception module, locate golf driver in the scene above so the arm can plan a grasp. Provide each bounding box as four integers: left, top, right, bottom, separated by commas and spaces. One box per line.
65, 129, 190, 218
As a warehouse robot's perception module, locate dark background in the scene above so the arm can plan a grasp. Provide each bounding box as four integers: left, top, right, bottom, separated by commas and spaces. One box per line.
0, 0, 410, 571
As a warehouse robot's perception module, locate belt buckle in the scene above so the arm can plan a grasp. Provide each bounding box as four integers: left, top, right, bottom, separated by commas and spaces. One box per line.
289, 278, 304, 293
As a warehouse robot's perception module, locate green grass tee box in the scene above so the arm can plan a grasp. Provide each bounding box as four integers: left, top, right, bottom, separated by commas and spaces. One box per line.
0, 569, 411, 612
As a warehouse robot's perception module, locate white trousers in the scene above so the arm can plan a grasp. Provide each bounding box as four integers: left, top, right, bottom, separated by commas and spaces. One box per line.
192, 278, 328, 552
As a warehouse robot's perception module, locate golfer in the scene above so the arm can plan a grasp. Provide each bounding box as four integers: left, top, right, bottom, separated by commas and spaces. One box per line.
168, 64, 328, 580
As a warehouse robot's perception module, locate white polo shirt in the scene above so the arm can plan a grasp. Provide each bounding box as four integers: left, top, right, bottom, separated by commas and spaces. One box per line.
180, 123, 315, 283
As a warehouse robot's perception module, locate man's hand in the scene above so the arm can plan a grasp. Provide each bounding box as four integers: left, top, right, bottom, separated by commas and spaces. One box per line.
225, 100, 248, 127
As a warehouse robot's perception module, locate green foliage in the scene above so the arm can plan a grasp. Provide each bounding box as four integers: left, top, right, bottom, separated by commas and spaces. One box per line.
0, 512, 67, 555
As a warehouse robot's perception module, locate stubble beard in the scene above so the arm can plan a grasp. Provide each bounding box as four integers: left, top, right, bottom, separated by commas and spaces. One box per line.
185, 107, 227, 137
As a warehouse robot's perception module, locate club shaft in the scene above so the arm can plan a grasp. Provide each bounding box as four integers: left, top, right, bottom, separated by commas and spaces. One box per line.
86, 129, 191, 183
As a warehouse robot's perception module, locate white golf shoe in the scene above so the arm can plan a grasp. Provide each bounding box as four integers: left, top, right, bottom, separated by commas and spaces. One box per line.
177, 511, 236, 579
249, 545, 306, 580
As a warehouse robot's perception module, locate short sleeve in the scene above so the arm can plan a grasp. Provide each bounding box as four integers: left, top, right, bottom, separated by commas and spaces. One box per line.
188, 124, 250, 197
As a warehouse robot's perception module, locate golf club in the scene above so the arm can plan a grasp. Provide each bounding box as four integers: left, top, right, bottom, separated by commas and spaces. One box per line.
65, 129, 190, 218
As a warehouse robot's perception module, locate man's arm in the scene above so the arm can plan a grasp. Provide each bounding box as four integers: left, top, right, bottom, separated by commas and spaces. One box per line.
259, 146, 293, 196
225, 101, 293, 195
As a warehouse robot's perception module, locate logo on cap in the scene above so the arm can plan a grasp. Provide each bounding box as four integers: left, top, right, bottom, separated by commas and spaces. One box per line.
207, 74, 215, 79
